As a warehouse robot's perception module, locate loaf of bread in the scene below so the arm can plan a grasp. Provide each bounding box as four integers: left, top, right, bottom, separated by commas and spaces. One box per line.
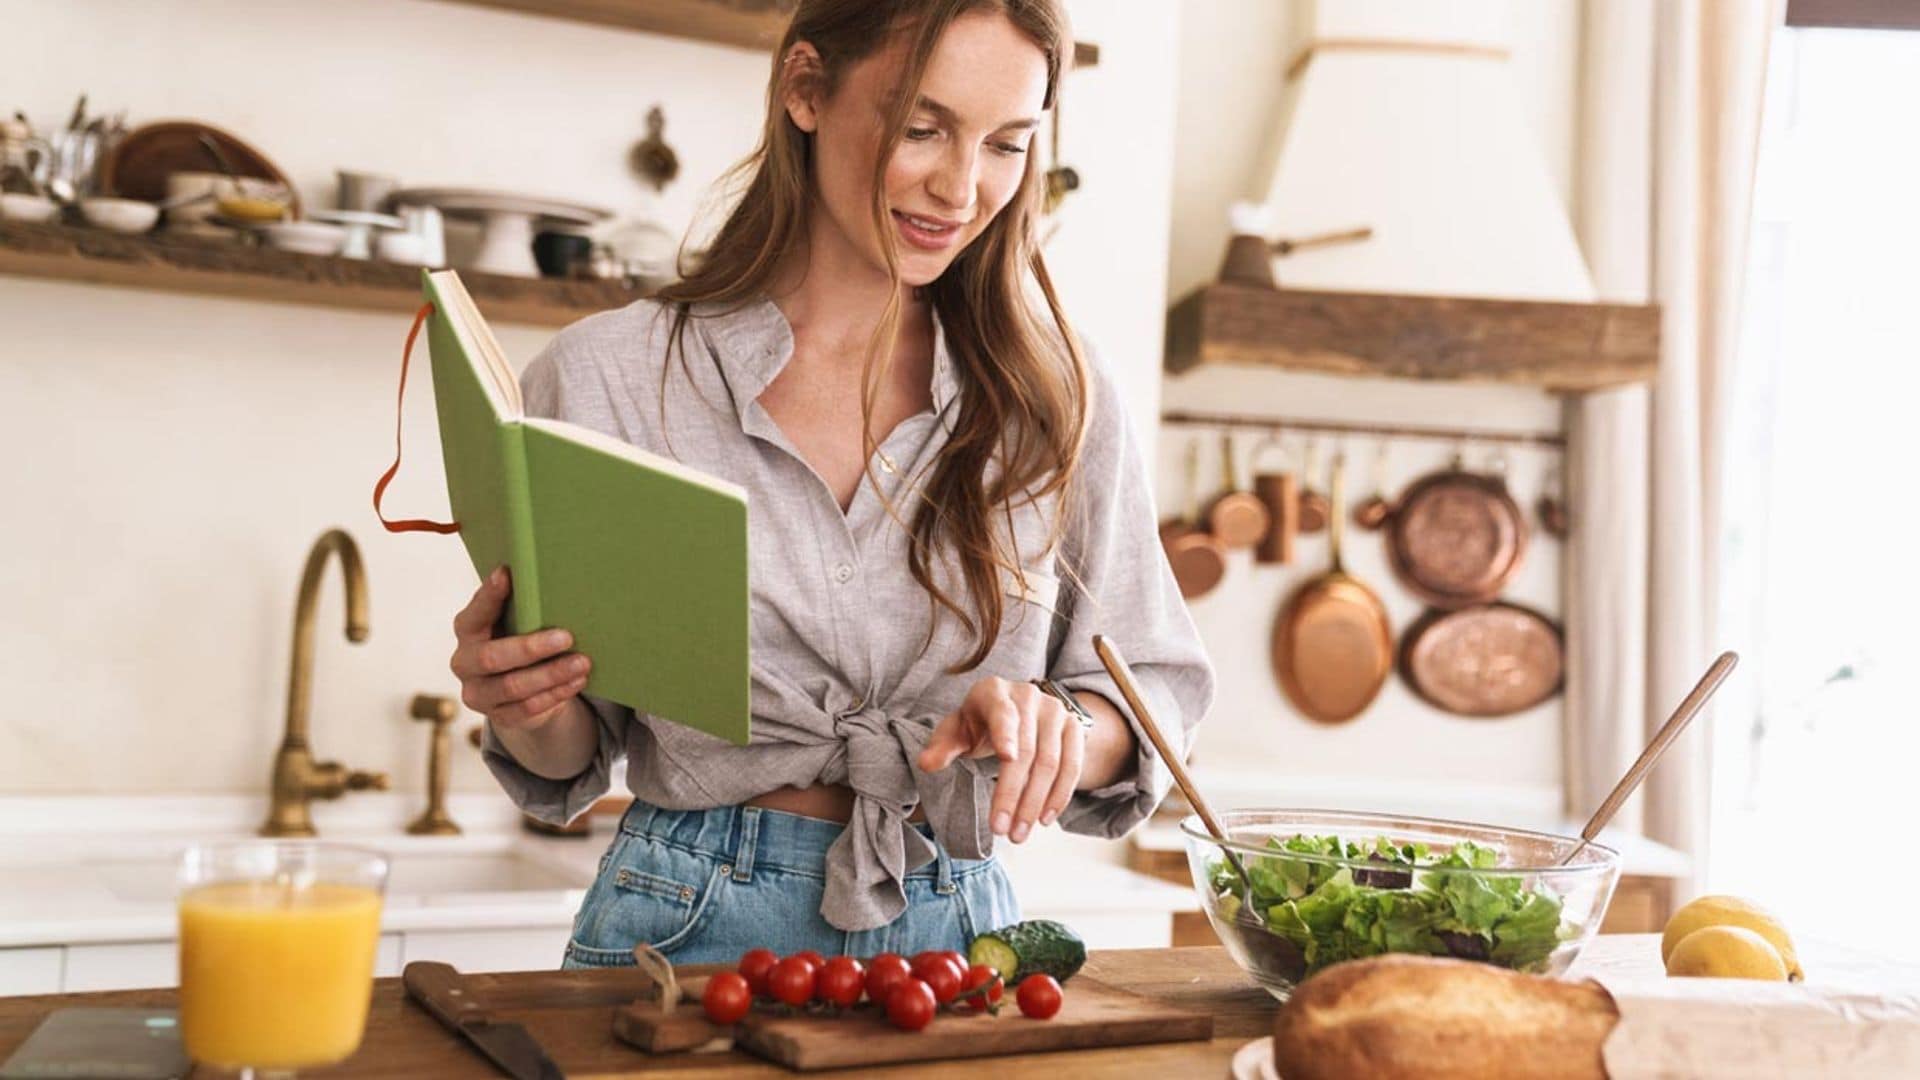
1272, 955, 1620, 1080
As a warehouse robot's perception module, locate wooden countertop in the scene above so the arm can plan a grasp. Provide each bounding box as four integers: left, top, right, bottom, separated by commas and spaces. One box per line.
4, 939, 1910, 1077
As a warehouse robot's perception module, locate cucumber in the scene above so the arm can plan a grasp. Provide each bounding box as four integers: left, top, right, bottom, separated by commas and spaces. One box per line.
968, 919, 1087, 984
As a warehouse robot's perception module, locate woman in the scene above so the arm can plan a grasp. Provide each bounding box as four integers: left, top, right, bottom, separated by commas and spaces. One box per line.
450, 0, 1213, 966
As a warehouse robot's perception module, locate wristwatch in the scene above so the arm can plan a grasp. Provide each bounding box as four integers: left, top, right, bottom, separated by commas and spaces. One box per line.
1030, 678, 1096, 732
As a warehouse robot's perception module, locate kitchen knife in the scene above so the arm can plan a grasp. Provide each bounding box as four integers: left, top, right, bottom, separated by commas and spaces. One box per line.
403, 961, 566, 1080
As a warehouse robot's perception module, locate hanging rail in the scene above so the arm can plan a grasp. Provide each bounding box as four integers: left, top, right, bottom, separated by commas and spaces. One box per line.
1161, 409, 1567, 449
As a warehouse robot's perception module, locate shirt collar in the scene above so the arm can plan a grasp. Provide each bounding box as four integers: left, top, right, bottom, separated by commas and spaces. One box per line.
696, 297, 962, 429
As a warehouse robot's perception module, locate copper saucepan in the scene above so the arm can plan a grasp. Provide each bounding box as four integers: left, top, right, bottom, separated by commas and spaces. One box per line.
1250, 434, 1298, 565
1160, 436, 1228, 599
1271, 456, 1393, 724
1399, 601, 1565, 718
1205, 431, 1270, 549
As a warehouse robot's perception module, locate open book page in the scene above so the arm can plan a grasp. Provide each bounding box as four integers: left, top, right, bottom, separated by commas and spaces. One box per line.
428, 270, 523, 418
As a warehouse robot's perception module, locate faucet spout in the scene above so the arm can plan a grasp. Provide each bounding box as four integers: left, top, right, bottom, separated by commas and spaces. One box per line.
262, 529, 387, 837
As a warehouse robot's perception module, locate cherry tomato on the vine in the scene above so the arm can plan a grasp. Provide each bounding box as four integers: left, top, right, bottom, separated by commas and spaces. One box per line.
736, 948, 778, 997
701, 971, 753, 1024
958, 963, 1004, 1013
911, 953, 965, 1005
816, 956, 866, 1008
886, 977, 937, 1031
767, 956, 818, 1008
865, 953, 912, 1007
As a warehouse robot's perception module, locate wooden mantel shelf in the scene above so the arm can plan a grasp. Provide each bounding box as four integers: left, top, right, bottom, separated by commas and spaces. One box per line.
445, 0, 1101, 66
1165, 283, 1661, 393
0, 220, 642, 328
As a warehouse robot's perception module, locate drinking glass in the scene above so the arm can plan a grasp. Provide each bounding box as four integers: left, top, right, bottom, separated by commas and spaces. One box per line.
177, 842, 389, 1077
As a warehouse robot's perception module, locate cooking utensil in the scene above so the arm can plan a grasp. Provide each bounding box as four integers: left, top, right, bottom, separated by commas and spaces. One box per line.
1093, 635, 1242, 885
105, 120, 302, 216
1270, 225, 1374, 257
1271, 456, 1392, 723
628, 105, 681, 192
1296, 441, 1329, 534
1538, 458, 1570, 539
1250, 434, 1298, 565
1159, 437, 1228, 599
1352, 440, 1392, 530
1205, 432, 1270, 549
403, 961, 567, 1080
1382, 457, 1529, 609
1560, 651, 1738, 866
1399, 602, 1564, 717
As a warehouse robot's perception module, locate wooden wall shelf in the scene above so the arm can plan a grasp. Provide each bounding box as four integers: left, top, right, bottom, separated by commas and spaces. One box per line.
0, 221, 641, 328
446, 0, 1100, 66
1165, 283, 1660, 393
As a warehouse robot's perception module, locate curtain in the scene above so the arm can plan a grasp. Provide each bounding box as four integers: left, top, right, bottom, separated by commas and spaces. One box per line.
1568, 0, 1782, 877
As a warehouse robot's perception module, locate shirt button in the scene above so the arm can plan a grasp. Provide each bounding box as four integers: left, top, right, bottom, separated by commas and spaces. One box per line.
833, 563, 854, 584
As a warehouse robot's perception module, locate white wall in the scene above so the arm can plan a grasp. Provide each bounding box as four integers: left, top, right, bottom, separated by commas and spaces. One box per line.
0, 0, 1179, 796
1160, 0, 1584, 819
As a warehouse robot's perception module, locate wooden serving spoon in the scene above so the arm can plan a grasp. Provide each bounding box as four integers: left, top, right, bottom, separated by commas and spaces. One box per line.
1559, 651, 1739, 866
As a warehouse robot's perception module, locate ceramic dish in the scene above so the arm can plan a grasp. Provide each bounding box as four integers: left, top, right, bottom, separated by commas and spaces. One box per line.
79, 197, 160, 234
105, 121, 301, 216
262, 220, 347, 256
0, 192, 61, 223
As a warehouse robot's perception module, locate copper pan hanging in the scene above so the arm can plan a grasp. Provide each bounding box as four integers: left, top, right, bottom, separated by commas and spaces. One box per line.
1399, 601, 1565, 718
1159, 436, 1228, 599
1271, 456, 1392, 724
1381, 456, 1529, 609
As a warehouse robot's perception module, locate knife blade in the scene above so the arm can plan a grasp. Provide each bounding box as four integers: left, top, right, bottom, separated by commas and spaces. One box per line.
403, 961, 567, 1080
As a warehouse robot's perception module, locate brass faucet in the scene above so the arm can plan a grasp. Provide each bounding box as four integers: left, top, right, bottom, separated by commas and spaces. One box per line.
261, 529, 390, 837
406, 693, 462, 835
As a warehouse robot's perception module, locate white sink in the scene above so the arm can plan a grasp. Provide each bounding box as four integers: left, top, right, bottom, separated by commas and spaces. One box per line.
94, 844, 592, 905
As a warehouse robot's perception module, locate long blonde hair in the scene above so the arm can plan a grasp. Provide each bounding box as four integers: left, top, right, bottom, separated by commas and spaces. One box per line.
655, 0, 1089, 672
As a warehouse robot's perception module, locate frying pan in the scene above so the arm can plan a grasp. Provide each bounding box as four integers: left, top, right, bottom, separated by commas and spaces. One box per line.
1399, 602, 1565, 718
1271, 457, 1392, 724
1381, 461, 1529, 609
1205, 432, 1270, 549
1159, 436, 1228, 599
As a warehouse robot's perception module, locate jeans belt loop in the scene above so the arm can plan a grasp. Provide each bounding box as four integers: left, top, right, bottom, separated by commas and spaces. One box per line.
732, 806, 761, 883
934, 838, 957, 895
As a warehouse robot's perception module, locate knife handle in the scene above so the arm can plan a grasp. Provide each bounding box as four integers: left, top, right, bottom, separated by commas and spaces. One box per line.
405, 960, 489, 1028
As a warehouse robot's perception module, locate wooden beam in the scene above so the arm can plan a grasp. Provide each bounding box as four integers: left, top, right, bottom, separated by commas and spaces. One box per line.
1786, 0, 1920, 31
445, 0, 1100, 65
1165, 283, 1660, 393
0, 221, 641, 328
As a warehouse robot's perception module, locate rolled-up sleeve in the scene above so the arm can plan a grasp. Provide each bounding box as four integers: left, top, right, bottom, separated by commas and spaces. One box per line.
1048, 349, 1215, 837
479, 694, 631, 824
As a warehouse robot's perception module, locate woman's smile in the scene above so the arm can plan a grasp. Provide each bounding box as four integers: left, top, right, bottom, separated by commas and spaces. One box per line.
893, 209, 968, 251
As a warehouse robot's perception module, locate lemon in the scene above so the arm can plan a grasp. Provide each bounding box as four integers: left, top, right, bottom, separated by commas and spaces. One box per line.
1665, 925, 1790, 980
1662, 895, 1803, 981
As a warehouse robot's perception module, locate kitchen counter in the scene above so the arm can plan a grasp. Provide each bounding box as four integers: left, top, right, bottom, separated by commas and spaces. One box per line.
3, 938, 1912, 1077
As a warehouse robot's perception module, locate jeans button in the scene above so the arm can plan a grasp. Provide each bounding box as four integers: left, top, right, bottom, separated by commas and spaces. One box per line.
718, 864, 733, 877
680, 885, 695, 902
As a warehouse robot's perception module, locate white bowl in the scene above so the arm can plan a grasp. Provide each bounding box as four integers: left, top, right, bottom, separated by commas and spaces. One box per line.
79, 197, 161, 234
263, 220, 346, 256
0, 192, 61, 224
375, 230, 430, 266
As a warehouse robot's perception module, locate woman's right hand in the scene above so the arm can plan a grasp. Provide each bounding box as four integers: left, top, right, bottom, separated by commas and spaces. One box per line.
450, 566, 592, 732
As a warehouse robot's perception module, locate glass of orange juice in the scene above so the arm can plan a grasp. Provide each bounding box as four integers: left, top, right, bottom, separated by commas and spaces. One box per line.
177, 842, 388, 1077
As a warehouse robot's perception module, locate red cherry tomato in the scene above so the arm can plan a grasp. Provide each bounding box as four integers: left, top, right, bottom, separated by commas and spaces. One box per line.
768, 956, 818, 1007
816, 957, 866, 1008
737, 948, 779, 997
866, 953, 912, 1007
790, 949, 827, 969
911, 953, 965, 1005
939, 949, 968, 973
1016, 974, 1063, 1020
958, 964, 1004, 1013
886, 977, 937, 1031
701, 971, 753, 1024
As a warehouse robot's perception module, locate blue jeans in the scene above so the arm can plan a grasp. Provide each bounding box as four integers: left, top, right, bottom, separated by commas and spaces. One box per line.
562, 799, 1021, 968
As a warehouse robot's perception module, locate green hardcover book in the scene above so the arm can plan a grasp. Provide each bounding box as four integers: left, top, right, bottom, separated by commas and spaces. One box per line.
421, 270, 751, 745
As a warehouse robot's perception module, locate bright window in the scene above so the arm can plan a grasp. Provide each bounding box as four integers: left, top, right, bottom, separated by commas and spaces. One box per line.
1711, 21, 1920, 962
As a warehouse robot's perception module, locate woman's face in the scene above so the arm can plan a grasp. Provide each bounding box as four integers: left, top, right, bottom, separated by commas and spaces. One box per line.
788, 11, 1050, 288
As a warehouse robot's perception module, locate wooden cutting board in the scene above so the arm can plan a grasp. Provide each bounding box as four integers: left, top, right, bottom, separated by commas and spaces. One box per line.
614, 968, 1214, 1071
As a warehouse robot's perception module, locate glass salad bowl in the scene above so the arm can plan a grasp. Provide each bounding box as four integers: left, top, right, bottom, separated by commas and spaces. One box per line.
1181, 809, 1621, 1000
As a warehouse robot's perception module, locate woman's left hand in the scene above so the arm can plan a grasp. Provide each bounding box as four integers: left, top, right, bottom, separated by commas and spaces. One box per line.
916, 677, 1084, 843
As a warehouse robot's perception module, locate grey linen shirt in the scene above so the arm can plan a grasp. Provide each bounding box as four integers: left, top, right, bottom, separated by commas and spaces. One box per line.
480, 297, 1215, 931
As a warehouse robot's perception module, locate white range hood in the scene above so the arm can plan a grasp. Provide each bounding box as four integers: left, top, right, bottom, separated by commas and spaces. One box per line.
1256, 0, 1596, 303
